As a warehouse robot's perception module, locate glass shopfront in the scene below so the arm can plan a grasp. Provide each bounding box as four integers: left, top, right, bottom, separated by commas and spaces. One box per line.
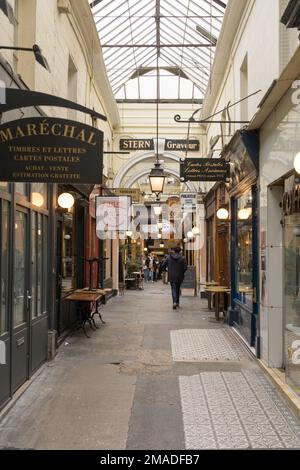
284, 214, 300, 397
236, 189, 253, 308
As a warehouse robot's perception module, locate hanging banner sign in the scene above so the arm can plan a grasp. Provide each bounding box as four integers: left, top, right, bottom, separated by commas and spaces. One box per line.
111, 188, 140, 202
180, 192, 197, 213
96, 196, 131, 235
0, 117, 103, 183
119, 138, 200, 152
180, 158, 230, 182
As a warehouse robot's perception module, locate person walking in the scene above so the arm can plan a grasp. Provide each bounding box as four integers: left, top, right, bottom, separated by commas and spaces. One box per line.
162, 246, 187, 309
149, 253, 155, 282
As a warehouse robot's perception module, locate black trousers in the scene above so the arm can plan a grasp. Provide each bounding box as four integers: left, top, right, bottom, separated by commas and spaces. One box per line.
170, 281, 181, 304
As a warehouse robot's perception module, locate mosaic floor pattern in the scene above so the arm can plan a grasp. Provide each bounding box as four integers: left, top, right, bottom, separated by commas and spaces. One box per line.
179, 370, 300, 449
170, 329, 245, 362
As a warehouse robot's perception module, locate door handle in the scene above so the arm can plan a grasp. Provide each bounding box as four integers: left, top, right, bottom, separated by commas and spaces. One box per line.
26, 290, 32, 310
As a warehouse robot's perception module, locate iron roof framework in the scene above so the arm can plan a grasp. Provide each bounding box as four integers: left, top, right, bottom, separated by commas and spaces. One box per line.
91, 0, 227, 101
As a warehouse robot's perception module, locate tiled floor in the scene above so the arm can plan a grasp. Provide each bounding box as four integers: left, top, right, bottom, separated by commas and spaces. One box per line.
170, 328, 245, 362
180, 370, 300, 449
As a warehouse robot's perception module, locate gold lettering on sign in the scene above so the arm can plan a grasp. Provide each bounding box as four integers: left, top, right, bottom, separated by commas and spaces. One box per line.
26, 124, 37, 136
63, 125, 76, 139
51, 123, 62, 136
0, 128, 13, 142
15, 126, 25, 138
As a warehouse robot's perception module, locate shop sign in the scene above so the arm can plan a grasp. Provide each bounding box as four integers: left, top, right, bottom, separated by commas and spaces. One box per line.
120, 139, 154, 150
180, 192, 197, 213
165, 139, 199, 151
180, 158, 230, 182
0, 117, 103, 183
96, 196, 131, 235
111, 188, 140, 202
119, 138, 199, 151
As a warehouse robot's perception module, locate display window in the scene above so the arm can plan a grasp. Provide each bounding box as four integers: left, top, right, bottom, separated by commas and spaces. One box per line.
284, 214, 300, 397
236, 189, 253, 308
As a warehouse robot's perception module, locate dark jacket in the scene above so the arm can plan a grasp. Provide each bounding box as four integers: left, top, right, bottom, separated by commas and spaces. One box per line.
162, 253, 187, 283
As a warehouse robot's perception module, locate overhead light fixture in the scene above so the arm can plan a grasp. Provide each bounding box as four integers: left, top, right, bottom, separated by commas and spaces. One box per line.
149, 47, 166, 197
160, 243, 164, 248
144, 247, 148, 252
154, 206, 162, 216
217, 208, 229, 220
58, 192, 74, 209
149, 161, 166, 197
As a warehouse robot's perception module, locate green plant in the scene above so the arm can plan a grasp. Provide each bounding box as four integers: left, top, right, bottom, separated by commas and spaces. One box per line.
126, 261, 141, 276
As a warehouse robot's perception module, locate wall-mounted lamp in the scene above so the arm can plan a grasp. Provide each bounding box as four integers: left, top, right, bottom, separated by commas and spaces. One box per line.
216, 208, 229, 220
58, 192, 75, 209
31, 192, 44, 208
126, 230, 133, 237
144, 247, 148, 252
183, 238, 188, 243
0, 43, 50, 71
238, 208, 251, 220
160, 243, 165, 248
294, 152, 300, 174
192, 226, 200, 235
0, 0, 17, 25
187, 230, 194, 239
157, 222, 163, 229
157, 233, 162, 239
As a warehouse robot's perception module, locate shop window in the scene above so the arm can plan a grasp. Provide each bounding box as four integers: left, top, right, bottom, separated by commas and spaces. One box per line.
61, 211, 75, 294
236, 189, 253, 305
0, 182, 9, 192
284, 213, 300, 396
0, 200, 9, 335
15, 183, 27, 197
31, 212, 48, 318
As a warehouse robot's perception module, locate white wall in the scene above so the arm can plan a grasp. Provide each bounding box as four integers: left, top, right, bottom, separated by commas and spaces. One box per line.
259, 84, 300, 366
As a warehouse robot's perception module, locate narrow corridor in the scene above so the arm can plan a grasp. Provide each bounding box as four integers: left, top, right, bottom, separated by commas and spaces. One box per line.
0, 283, 300, 450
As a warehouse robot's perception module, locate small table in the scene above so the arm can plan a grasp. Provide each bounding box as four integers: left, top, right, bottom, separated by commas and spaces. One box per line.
203, 282, 219, 309
65, 290, 105, 337
204, 286, 230, 321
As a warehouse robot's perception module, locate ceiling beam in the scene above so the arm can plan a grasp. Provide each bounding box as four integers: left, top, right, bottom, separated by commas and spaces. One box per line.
102, 43, 216, 48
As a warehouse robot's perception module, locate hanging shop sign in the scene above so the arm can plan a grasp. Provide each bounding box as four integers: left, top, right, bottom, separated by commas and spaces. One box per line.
165, 139, 199, 151
0, 117, 103, 183
120, 139, 154, 150
119, 138, 200, 152
111, 188, 140, 202
96, 196, 131, 235
180, 192, 197, 213
180, 158, 230, 182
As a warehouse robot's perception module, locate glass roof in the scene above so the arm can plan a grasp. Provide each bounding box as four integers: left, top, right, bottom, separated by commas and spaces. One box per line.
91, 0, 227, 101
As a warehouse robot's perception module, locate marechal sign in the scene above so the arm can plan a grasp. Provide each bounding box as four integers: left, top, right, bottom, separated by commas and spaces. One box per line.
0, 117, 103, 183
120, 138, 199, 151
180, 158, 230, 182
